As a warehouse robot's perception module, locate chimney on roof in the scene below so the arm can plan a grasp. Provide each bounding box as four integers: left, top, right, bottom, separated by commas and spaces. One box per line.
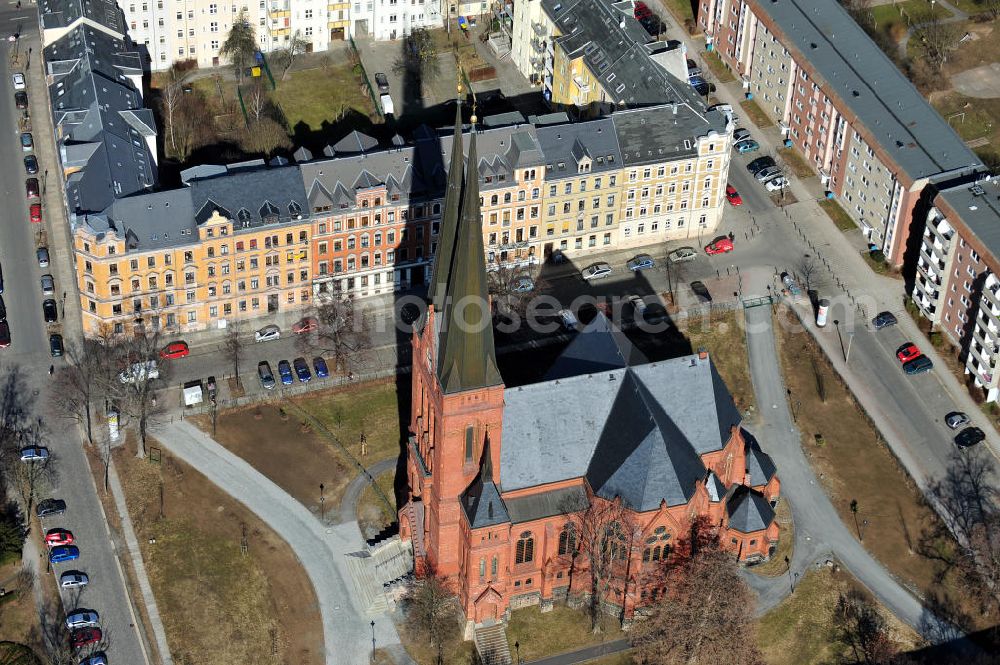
488, 501, 494, 519
698, 347, 709, 361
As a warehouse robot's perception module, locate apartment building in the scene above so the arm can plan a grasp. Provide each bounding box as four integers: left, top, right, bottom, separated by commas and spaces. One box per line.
72, 103, 729, 334
696, 0, 982, 266
74, 165, 313, 335
44, 22, 159, 219
911, 179, 1000, 402
511, 0, 698, 115
351, 0, 440, 40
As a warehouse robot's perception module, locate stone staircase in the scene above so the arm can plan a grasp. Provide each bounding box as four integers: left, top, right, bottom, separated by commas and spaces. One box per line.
345, 535, 414, 616
474, 623, 512, 665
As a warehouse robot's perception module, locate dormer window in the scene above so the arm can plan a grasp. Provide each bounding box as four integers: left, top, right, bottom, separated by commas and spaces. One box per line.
288, 202, 302, 218
259, 202, 280, 224
237, 208, 251, 226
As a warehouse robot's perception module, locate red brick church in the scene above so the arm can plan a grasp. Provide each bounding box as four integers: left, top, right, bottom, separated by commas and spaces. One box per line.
398, 106, 780, 628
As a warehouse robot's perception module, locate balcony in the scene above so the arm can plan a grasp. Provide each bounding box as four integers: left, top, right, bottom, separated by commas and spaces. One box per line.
532, 21, 547, 37
530, 56, 545, 72
531, 38, 546, 54
916, 259, 940, 285
573, 75, 590, 94
926, 212, 956, 244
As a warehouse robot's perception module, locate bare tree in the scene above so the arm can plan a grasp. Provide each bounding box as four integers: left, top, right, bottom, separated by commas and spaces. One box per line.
567, 495, 637, 632
160, 63, 191, 158
661, 254, 687, 307
914, 15, 959, 72
112, 327, 170, 458
631, 526, 761, 665
223, 324, 245, 388
796, 254, 821, 292
0, 425, 54, 527
401, 573, 460, 665
297, 295, 372, 376
52, 338, 118, 445
392, 28, 441, 87
834, 589, 899, 665
245, 78, 268, 124
486, 255, 547, 324
273, 31, 310, 80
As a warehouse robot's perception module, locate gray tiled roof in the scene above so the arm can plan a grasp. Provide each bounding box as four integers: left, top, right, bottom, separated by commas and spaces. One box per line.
541, 0, 703, 110
612, 104, 728, 167
726, 486, 775, 533
45, 25, 156, 215
40, 0, 125, 35
535, 117, 622, 180
543, 311, 646, 380
501, 352, 741, 503
749, 0, 979, 182
505, 485, 589, 523
743, 429, 777, 487
461, 439, 510, 529
92, 188, 197, 251
189, 166, 309, 230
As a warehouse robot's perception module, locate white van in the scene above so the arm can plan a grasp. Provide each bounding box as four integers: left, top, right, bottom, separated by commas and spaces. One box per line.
119, 360, 159, 384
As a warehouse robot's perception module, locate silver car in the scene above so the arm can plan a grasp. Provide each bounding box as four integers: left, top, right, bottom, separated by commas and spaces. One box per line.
37, 246, 49, 267
755, 166, 782, 182
581, 262, 613, 280
59, 571, 89, 588
254, 324, 280, 343
668, 247, 698, 263
41, 274, 54, 296
65, 609, 100, 629
945, 412, 970, 430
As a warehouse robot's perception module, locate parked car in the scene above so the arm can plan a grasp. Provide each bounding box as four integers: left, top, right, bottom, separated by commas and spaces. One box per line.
30, 202, 42, 224
558, 308, 579, 330
37, 246, 49, 267
704, 237, 735, 255
0, 294, 5, 322
118, 360, 158, 383
313, 357, 330, 379
510, 275, 535, 293
159, 341, 189, 359
725, 185, 742, 205
0, 320, 9, 349
255, 324, 280, 342
626, 254, 655, 271
59, 571, 89, 588
374, 72, 390, 94
36, 498, 67, 517
50, 546, 80, 564
293, 357, 312, 382
206, 375, 217, 397
43, 298, 58, 323
277, 359, 294, 385
633, 1, 652, 18
50, 334, 64, 357
20, 446, 50, 462
581, 262, 613, 280
41, 273, 54, 296
78, 653, 108, 665
686, 58, 702, 78
735, 139, 760, 153
69, 627, 102, 650
14, 91, 27, 109
896, 343, 921, 363
747, 156, 776, 174
44, 529, 75, 547
628, 295, 648, 315
902, 355, 933, 375
734, 128, 752, 142
66, 610, 100, 630
26, 178, 39, 198
765, 177, 789, 192
690, 280, 713, 303
955, 426, 985, 448
668, 246, 698, 263
755, 166, 782, 182
945, 411, 970, 430
872, 311, 897, 329
11, 72, 25, 89
20, 132, 32, 151
640, 14, 665, 35
292, 317, 318, 334
689, 76, 710, 96
257, 361, 276, 390
23, 154, 37, 174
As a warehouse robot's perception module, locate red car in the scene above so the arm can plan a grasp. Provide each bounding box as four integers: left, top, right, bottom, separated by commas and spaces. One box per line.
30, 202, 42, 224
896, 342, 921, 363
634, 1, 652, 18
44, 528, 75, 548
292, 317, 318, 334
159, 341, 189, 359
69, 627, 102, 649
726, 185, 742, 206
704, 237, 735, 255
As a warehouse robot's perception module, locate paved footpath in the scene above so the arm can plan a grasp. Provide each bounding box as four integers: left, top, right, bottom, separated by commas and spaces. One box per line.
153, 420, 405, 665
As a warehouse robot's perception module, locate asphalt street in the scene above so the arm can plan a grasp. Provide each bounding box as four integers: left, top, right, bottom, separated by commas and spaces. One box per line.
0, 7, 150, 664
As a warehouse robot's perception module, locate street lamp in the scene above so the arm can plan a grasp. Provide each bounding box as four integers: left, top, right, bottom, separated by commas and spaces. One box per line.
861, 518, 869, 542
792, 572, 799, 592
514, 641, 521, 665
320, 483, 325, 522
371, 620, 376, 660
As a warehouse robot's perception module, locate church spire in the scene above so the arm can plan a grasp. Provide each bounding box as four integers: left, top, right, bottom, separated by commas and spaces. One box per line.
429, 102, 466, 311
436, 126, 502, 394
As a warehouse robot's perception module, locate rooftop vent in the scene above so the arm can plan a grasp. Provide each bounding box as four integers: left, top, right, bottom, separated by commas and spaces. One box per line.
971, 184, 986, 196
969, 205, 979, 211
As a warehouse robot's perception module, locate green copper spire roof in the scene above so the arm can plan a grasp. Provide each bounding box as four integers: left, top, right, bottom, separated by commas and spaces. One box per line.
429, 103, 466, 312
436, 128, 503, 394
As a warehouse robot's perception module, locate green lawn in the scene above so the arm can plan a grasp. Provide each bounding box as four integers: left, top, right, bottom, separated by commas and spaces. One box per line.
870, 0, 952, 34
702, 50, 736, 83
817, 198, 857, 233
506, 606, 624, 662
778, 148, 816, 179
740, 99, 776, 128
662, 0, 696, 24
271, 65, 374, 133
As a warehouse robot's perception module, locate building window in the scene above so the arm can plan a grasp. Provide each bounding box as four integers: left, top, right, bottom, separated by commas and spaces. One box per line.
601, 522, 627, 562
479, 558, 486, 578
558, 524, 576, 555
491, 555, 498, 576
515, 531, 534, 564
465, 425, 474, 461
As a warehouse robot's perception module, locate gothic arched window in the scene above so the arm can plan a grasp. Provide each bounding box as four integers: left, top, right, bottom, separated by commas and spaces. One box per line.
515, 531, 534, 564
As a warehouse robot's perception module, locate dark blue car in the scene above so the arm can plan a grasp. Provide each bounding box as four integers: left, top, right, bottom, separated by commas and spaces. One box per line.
49, 545, 80, 564
277, 359, 294, 385
313, 357, 329, 379
293, 357, 312, 382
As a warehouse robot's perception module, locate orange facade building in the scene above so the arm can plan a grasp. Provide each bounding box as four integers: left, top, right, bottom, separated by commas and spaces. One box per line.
399, 108, 781, 629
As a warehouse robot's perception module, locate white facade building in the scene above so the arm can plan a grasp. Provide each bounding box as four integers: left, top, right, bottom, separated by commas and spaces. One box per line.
351, 0, 440, 40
